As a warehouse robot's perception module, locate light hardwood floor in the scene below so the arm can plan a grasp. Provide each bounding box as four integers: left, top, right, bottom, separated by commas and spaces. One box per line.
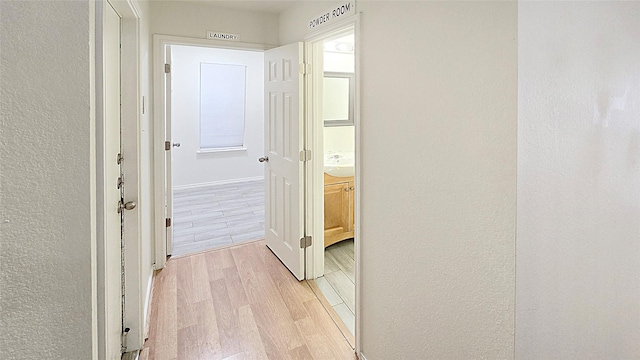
312, 240, 355, 336
172, 180, 265, 257
140, 240, 356, 360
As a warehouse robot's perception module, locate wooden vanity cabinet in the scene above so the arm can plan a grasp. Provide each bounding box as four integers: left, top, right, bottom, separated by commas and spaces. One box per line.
324, 173, 355, 247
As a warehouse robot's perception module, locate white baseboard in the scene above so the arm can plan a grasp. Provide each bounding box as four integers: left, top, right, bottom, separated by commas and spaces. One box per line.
142, 269, 154, 340
173, 176, 264, 191
359, 353, 368, 360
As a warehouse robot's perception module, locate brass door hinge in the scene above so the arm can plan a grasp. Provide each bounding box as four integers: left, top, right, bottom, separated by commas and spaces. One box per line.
166, 218, 172, 227
300, 236, 312, 249
299, 149, 312, 162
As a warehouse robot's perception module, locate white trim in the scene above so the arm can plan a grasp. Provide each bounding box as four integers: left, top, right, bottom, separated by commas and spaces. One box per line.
113, 0, 144, 352
359, 353, 368, 360
196, 147, 247, 154
95, 0, 144, 354
172, 176, 264, 191
155, 34, 273, 51
353, 13, 362, 357
142, 270, 153, 339
153, 35, 273, 269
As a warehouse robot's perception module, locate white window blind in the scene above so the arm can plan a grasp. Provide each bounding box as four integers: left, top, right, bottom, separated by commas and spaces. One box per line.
200, 63, 247, 149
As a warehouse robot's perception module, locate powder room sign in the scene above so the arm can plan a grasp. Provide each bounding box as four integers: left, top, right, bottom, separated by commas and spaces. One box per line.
206, 31, 240, 41
308, 2, 355, 30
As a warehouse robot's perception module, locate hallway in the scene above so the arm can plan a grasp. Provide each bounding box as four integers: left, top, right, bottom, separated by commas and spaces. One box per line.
140, 241, 356, 360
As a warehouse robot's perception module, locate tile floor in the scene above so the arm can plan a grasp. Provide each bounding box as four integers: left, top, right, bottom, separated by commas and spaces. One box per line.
171, 179, 265, 257
313, 239, 355, 336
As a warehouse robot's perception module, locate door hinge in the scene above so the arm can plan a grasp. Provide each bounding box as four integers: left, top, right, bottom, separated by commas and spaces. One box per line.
299, 149, 312, 162
117, 153, 123, 165
299, 63, 310, 75
165, 141, 171, 151
121, 327, 130, 353
300, 235, 312, 249
166, 218, 172, 227
164, 63, 171, 73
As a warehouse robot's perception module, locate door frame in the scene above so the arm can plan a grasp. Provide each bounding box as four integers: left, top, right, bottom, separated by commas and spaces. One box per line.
152, 35, 271, 269
94, 0, 143, 355
303, 15, 362, 353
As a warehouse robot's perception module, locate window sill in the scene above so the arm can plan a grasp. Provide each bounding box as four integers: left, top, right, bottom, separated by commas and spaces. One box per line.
197, 147, 247, 154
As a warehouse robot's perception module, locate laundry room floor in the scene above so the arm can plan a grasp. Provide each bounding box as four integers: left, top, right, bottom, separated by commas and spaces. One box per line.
171, 179, 265, 257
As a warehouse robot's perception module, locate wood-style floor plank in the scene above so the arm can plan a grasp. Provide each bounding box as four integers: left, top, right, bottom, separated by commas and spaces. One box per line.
194, 299, 223, 360
209, 278, 243, 358
142, 240, 356, 360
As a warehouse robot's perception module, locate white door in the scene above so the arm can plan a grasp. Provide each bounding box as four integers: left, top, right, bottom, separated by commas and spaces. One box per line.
263, 43, 306, 280
104, 2, 124, 358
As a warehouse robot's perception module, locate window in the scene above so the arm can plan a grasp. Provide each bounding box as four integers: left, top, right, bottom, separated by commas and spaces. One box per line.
200, 63, 247, 150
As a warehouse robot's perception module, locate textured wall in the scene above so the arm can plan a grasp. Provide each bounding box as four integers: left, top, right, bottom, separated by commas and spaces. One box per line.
0, 1, 94, 359
280, 1, 518, 358
150, 1, 279, 46
357, 2, 517, 358
516, 2, 640, 358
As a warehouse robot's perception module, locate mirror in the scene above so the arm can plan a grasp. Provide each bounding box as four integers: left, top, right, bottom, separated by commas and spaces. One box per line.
323, 72, 354, 127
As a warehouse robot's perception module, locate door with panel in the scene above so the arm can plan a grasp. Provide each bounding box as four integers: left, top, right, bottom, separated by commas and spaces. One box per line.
262, 43, 306, 280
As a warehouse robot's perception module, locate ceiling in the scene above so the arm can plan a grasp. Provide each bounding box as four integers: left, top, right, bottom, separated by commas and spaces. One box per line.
149, 0, 298, 14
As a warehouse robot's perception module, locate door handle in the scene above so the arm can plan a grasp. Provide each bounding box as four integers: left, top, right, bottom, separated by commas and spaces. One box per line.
118, 200, 137, 213
173, 143, 181, 148
258, 156, 269, 163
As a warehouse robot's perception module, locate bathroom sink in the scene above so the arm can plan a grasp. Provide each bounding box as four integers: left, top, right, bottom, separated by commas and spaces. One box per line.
324, 153, 354, 177
324, 153, 355, 177
324, 165, 354, 177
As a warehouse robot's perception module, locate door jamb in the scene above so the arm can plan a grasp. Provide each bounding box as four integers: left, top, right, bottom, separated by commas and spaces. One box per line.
95, 0, 144, 356
152, 35, 272, 269
303, 14, 362, 354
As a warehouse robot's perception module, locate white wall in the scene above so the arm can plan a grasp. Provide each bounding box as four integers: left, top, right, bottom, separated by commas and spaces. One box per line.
170, 45, 264, 188
325, 51, 354, 73
324, 50, 355, 156
281, 1, 518, 358
516, 2, 640, 358
150, 1, 278, 46
324, 126, 354, 156
137, 0, 154, 344
0, 1, 95, 358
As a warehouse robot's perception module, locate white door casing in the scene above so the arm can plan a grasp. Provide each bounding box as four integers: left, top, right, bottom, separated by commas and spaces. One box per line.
104, 2, 123, 358
153, 36, 270, 270
264, 43, 306, 280
165, 45, 174, 255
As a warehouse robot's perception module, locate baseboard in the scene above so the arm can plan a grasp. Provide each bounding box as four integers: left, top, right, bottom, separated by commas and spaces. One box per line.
173, 176, 264, 191
142, 269, 155, 341
359, 353, 368, 360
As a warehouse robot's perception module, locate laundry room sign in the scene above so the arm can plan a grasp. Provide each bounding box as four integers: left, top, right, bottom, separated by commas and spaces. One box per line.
206, 31, 240, 41
308, 2, 355, 30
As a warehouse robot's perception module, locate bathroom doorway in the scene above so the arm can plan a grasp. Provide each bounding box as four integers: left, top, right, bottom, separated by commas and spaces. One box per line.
307, 26, 358, 339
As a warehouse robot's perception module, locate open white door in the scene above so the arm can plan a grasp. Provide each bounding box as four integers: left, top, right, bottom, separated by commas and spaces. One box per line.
263, 43, 306, 280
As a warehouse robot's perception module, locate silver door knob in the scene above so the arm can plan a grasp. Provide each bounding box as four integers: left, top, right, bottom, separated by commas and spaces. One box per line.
258, 156, 269, 163
173, 143, 181, 148
118, 200, 137, 213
